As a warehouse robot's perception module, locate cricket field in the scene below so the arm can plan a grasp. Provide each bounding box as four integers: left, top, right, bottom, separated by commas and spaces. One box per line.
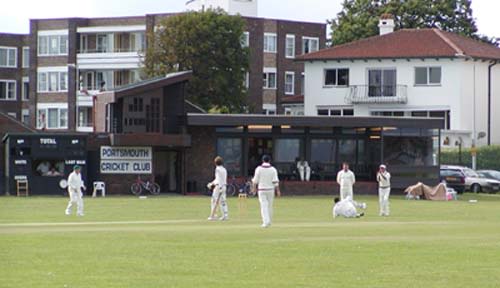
1, 194, 500, 288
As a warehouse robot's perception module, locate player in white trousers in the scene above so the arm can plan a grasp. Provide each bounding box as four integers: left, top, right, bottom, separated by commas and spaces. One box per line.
65, 165, 86, 216
252, 155, 280, 228
296, 158, 311, 181
333, 196, 367, 218
337, 162, 356, 200
377, 164, 391, 216
207, 156, 229, 221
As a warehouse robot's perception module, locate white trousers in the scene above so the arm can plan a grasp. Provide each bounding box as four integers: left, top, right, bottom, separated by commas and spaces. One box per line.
340, 186, 353, 201
298, 166, 311, 181
258, 190, 275, 226
379, 187, 391, 216
211, 186, 228, 217
66, 188, 84, 215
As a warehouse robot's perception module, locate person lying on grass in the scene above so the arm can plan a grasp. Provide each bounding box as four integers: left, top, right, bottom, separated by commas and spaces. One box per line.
333, 196, 366, 219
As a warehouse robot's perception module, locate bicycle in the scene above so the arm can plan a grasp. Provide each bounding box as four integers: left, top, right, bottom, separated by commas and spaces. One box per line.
131, 176, 161, 196
227, 176, 255, 197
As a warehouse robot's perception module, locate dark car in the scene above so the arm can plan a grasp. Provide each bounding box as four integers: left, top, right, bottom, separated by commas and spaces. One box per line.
440, 168, 466, 193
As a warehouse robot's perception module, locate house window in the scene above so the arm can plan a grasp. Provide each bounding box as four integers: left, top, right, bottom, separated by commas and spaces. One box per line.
264, 33, 277, 53
302, 37, 319, 54
285, 34, 295, 58
96, 34, 109, 53
0, 47, 17, 68
285, 72, 295, 95
317, 107, 354, 116
263, 69, 277, 89
37, 106, 68, 129
37, 71, 68, 92
22, 47, 29, 68
78, 107, 93, 128
415, 67, 441, 85
38, 35, 68, 56
22, 109, 29, 125
22, 78, 29, 101
324, 68, 349, 86
275, 139, 301, 162
241, 32, 250, 47
368, 68, 396, 97
0, 80, 16, 100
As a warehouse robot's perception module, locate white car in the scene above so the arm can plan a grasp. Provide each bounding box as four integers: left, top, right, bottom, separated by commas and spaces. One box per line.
441, 165, 500, 193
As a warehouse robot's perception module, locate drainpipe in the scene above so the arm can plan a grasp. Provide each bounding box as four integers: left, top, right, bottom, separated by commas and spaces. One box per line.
488, 60, 498, 146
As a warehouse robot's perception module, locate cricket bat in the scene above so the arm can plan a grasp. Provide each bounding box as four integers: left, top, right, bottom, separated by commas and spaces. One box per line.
209, 188, 222, 219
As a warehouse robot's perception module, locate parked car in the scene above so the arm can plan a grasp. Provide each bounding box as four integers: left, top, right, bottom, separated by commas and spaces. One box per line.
439, 168, 466, 193
477, 170, 500, 182
441, 165, 500, 193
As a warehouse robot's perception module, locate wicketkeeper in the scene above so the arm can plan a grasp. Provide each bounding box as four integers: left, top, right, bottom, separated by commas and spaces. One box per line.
207, 156, 229, 221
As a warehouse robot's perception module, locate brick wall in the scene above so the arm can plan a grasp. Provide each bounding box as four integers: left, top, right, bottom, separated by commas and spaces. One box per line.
185, 126, 217, 192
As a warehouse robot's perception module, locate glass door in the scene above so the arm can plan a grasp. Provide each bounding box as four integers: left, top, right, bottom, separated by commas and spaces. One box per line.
368, 69, 396, 97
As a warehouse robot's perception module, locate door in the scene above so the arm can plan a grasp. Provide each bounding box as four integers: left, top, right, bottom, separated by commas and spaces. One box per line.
154, 151, 180, 193
368, 69, 396, 97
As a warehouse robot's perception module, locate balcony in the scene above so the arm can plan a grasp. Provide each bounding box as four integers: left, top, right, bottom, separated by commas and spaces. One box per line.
346, 85, 408, 104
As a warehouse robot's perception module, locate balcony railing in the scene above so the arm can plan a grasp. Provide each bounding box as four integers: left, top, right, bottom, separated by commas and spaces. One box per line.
346, 85, 408, 104
77, 48, 144, 54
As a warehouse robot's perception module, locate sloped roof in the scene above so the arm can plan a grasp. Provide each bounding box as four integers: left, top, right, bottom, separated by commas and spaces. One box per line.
297, 29, 500, 61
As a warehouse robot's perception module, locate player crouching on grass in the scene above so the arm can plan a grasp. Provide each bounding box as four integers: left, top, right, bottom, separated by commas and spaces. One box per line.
207, 156, 229, 221
333, 196, 367, 219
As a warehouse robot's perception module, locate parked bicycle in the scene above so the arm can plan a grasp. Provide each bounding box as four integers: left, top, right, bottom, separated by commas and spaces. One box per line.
227, 176, 255, 197
131, 176, 161, 196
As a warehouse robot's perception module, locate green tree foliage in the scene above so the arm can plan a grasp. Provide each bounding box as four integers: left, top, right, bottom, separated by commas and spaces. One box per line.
441, 145, 500, 170
144, 10, 249, 113
330, 0, 498, 46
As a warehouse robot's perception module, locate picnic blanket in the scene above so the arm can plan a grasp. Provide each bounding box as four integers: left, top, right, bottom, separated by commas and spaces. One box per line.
404, 182, 447, 201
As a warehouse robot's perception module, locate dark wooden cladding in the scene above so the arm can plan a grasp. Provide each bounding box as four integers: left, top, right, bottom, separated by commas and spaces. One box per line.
187, 114, 445, 129
110, 133, 191, 147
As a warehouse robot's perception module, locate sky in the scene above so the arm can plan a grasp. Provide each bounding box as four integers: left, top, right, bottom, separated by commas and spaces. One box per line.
0, 0, 498, 38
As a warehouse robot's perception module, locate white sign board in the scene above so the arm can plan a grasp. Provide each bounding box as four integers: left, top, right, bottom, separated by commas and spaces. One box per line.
100, 146, 153, 174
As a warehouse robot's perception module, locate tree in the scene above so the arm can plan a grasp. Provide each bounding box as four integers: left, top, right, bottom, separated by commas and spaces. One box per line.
144, 10, 250, 113
330, 0, 496, 46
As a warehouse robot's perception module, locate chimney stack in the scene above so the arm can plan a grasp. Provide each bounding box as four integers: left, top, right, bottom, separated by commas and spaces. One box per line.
378, 14, 395, 36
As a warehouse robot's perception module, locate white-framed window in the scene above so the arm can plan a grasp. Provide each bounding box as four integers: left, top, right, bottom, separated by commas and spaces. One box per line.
285, 71, 295, 95
371, 110, 450, 130
38, 32, 69, 56
264, 33, 277, 53
263, 68, 277, 89
22, 77, 29, 101
0, 46, 17, 68
22, 109, 29, 125
317, 106, 354, 116
37, 103, 68, 130
0, 80, 16, 100
96, 34, 110, 53
22, 47, 29, 68
415, 67, 442, 85
324, 68, 349, 87
285, 34, 295, 58
241, 32, 250, 47
302, 37, 319, 54
37, 68, 68, 92
262, 104, 277, 115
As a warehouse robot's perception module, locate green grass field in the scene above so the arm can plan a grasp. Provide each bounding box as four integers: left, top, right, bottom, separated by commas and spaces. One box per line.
1, 194, 500, 288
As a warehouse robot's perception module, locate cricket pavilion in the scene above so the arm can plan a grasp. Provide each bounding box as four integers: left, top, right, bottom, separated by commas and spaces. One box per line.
2, 71, 443, 195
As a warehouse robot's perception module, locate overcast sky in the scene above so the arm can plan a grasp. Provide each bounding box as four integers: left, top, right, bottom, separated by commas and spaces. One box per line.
0, 0, 497, 38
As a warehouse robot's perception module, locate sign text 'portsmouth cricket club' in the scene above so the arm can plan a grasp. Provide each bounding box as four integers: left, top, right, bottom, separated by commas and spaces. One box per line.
100, 146, 152, 174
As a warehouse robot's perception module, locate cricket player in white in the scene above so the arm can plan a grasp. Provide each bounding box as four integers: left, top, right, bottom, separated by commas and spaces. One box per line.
252, 155, 280, 228
337, 162, 356, 200
333, 196, 366, 218
377, 164, 391, 216
207, 156, 229, 221
65, 165, 86, 216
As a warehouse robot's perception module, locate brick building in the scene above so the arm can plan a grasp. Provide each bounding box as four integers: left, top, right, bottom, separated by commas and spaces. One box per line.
0, 12, 325, 132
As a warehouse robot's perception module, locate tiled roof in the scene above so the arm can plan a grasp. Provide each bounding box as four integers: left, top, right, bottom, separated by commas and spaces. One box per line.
297, 29, 500, 61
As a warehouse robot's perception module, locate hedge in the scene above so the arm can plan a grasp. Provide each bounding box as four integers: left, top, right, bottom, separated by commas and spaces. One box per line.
440, 145, 500, 170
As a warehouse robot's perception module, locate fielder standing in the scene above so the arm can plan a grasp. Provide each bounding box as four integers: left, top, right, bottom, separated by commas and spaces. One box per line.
65, 165, 86, 216
252, 155, 280, 228
377, 164, 391, 216
207, 156, 229, 221
337, 162, 356, 200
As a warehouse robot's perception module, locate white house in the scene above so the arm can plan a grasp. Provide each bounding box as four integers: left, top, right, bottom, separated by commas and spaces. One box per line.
186, 0, 258, 17
298, 18, 500, 148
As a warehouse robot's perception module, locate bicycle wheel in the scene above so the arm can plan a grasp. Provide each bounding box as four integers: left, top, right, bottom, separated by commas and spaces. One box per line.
227, 184, 236, 196
131, 183, 142, 196
150, 183, 161, 195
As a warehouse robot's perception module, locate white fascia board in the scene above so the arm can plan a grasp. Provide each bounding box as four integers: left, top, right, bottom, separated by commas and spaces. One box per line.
38, 30, 69, 36
77, 25, 146, 33
263, 67, 277, 73
37, 103, 68, 109
37, 66, 68, 73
